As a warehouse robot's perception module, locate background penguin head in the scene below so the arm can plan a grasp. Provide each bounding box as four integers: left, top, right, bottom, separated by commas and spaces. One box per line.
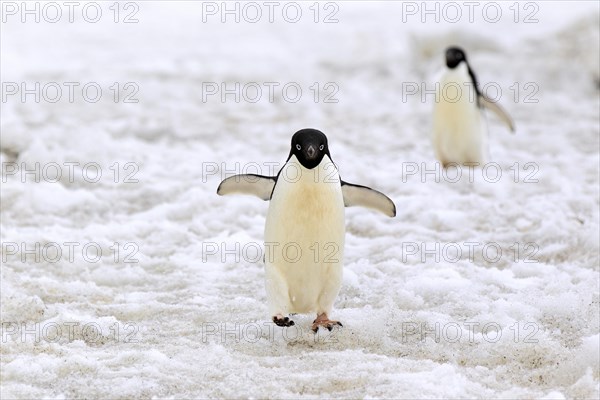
289, 128, 331, 170
445, 46, 468, 69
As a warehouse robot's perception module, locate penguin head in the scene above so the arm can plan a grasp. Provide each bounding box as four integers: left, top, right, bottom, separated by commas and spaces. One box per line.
445, 46, 467, 69
289, 128, 330, 170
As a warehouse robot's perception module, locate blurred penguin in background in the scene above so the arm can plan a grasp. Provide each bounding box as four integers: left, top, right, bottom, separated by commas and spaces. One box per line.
432, 46, 515, 167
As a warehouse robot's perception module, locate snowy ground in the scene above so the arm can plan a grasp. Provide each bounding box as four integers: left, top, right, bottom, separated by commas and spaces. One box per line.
1, 1, 599, 398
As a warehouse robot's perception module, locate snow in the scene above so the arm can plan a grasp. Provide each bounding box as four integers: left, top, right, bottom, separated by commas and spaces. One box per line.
1, 1, 599, 398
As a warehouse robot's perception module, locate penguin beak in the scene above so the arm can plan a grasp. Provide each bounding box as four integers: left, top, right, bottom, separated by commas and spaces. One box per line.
306, 144, 317, 159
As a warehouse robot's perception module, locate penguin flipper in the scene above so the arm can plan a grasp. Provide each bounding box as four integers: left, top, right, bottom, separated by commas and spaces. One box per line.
341, 181, 396, 217
479, 94, 516, 133
217, 174, 276, 200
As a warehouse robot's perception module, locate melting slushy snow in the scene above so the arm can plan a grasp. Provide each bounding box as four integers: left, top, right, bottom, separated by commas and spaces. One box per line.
1, 1, 599, 398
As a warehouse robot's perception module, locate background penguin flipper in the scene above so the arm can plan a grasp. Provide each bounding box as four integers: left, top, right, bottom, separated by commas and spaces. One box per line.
479, 94, 516, 133
341, 181, 396, 217
217, 174, 276, 200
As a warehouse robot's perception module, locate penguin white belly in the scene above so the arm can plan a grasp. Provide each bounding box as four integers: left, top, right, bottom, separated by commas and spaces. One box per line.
433, 66, 487, 165
264, 155, 345, 316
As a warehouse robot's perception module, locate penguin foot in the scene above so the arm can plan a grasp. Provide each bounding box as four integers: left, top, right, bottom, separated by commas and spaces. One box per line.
272, 315, 295, 327
311, 313, 343, 333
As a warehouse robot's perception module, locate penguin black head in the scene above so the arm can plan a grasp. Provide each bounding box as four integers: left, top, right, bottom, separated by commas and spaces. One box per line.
445, 46, 467, 69
289, 128, 330, 170
445, 46, 481, 96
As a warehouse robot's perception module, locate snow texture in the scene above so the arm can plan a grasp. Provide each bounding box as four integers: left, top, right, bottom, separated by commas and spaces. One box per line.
1, 1, 599, 398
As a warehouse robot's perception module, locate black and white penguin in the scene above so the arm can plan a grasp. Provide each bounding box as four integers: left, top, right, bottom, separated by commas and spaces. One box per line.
433, 46, 515, 167
217, 128, 395, 332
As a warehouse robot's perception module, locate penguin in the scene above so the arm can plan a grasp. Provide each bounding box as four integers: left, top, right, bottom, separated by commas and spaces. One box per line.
217, 129, 396, 332
432, 46, 515, 167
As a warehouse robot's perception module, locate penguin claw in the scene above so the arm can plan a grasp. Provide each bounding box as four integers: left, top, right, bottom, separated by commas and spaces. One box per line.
272, 315, 295, 327
311, 318, 343, 333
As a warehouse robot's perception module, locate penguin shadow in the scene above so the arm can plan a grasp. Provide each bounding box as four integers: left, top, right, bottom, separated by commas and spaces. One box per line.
439, 172, 476, 196
218, 315, 347, 357
222, 305, 404, 356
435, 162, 521, 200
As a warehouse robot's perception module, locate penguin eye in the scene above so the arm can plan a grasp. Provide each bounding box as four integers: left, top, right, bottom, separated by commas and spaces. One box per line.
319, 144, 324, 151
296, 144, 301, 151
